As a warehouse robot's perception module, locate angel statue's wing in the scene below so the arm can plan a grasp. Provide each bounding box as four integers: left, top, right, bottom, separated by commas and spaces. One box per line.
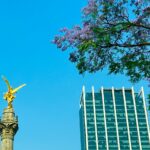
12, 84, 26, 94
2, 76, 12, 91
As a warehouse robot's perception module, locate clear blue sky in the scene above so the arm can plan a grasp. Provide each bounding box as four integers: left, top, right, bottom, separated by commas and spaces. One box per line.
0, 0, 149, 150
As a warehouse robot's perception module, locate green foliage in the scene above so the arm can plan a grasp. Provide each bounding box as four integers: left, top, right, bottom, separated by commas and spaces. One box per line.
53, 0, 150, 84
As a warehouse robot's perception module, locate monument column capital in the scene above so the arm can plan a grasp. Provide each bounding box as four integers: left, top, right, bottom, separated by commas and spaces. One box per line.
0, 107, 18, 150
0, 122, 18, 140
0, 108, 18, 138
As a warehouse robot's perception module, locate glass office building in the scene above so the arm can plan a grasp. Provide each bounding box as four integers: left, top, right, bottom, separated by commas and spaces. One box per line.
80, 87, 150, 150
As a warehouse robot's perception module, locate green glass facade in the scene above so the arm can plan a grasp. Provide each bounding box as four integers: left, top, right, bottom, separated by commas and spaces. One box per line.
80, 87, 150, 150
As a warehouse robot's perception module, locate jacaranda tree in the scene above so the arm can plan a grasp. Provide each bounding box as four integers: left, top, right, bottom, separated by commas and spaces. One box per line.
53, 0, 150, 83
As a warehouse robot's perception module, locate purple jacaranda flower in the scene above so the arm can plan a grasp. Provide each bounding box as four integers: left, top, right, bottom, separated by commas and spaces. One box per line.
82, 0, 97, 16
52, 36, 60, 44
80, 33, 91, 40
68, 38, 75, 44
61, 36, 66, 42
74, 25, 81, 30
57, 43, 62, 48
60, 27, 68, 32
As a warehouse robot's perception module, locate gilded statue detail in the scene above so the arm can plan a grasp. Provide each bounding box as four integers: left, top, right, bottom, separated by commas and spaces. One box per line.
2, 76, 26, 109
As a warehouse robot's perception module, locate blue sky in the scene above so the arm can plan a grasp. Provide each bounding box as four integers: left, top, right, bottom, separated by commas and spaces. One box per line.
0, 0, 149, 150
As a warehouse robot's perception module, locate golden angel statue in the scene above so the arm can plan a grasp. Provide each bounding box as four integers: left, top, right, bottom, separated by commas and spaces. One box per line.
2, 76, 26, 108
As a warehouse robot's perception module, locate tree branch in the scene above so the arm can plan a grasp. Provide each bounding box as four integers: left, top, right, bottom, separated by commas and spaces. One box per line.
131, 23, 150, 30
100, 42, 150, 48
106, 21, 150, 30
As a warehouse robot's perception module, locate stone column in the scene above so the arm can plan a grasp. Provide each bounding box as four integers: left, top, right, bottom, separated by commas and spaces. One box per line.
0, 108, 18, 150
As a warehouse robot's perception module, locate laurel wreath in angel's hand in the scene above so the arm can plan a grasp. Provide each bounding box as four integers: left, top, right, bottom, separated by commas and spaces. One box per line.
2, 76, 26, 108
